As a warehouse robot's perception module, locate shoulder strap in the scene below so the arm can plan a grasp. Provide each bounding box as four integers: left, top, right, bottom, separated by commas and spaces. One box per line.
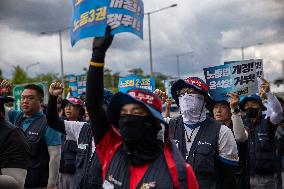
164, 141, 188, 189
15, 112, 25, 129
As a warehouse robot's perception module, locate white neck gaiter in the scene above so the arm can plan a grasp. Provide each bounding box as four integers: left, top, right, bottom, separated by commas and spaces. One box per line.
178, 93, 206, 125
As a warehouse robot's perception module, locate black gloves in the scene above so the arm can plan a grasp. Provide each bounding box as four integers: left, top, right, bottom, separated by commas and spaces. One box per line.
91, 27, 114, 63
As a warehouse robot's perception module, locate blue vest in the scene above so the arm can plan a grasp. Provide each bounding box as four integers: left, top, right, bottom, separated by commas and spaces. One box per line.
72, 124, 102, 189
15, 113, 49, 188
244, 115, 277, 175
169, 117, 221, 189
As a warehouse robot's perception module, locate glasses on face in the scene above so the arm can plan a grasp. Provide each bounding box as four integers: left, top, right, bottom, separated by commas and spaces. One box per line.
177, 88, 196, 97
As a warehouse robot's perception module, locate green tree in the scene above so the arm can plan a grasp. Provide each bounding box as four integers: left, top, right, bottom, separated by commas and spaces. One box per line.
11, 65, 29, 84
0, 69, 4, 81
103, 68, 120, 93
128, 68, 144, 77
112, 72, 120, 93
104, 68, 115, 93
153, 72, 172, 91
30, 73, 59, 87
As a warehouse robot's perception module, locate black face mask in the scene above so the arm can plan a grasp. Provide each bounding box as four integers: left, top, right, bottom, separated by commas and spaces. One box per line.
245, 107, 260, 119
119, 115, 156, 150
118, 115, 163, 165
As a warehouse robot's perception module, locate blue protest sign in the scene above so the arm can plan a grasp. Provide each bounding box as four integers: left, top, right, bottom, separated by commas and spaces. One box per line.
71, 0, 144, 46
67, 74, 79, 97
71, 0, 107, 46
203, 64, 233, 101
107, 0, 144, 39
118, 75, 155, 93
76, 74, 87, 96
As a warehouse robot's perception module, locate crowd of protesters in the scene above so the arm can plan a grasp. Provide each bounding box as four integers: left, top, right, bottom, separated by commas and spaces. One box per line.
0, 29, 283, 189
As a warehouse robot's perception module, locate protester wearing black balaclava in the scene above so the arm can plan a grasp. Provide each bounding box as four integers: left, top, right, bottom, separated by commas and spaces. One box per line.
85, 27, 199, 189
238, 78, 283, 189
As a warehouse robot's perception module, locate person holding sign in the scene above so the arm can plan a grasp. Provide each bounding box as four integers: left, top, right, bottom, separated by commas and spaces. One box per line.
212, 94, 249, 189
169, 77, 239, 189
236, 78, 283, 189
85, 28, 198, 189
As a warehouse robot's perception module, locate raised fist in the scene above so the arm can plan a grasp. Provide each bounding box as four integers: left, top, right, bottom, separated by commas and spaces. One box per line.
0, 80, 12, 95
49, 82, 64, 96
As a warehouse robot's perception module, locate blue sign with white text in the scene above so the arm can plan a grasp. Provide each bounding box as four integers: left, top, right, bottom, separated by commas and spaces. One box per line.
67, 74, 79, 97
76, 74, 87, 96
71, 0, 144, 46
118, 75, 155, 93
203, 64, 233, 101
71, 0, 107, 46
107, 0, 144, 38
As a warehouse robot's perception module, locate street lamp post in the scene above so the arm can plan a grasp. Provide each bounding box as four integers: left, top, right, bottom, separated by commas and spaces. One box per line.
145, 4, 178, 76
26, 62, 40, 73
171, 52, 193, 78
224, 42, 262, 60
40, 27, 69, 97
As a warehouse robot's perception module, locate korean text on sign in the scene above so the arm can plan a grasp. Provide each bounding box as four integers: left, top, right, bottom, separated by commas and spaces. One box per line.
66, 74, 87, 97
225, 59, 263, 78
230, 61, 258, 96
203, 64, 233, 101
71, 0, 107, 46
71, 0, 144, 46
118, 76, 155, 93
225, 59, 261, 96
107, 0, 144, 38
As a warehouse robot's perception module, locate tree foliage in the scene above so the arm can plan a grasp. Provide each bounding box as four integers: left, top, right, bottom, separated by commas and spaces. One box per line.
11, 65, 29, 84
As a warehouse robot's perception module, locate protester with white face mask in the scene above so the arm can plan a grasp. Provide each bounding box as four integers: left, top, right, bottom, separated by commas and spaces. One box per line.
168, 77, 239, 189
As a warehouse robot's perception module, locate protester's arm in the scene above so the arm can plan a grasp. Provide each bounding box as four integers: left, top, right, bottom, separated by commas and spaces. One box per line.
228, 93, 248, 142
46, 94, 66, 134
86, 28, 113, 144
259, 78, 283, 124
154, 89, 172, 118
1, 168, 27, 189
218, 125, 238, 189
44, 125, 61, 188
47, 146, 61, 188
231, 114, 248, 142
266, 92, 283, 124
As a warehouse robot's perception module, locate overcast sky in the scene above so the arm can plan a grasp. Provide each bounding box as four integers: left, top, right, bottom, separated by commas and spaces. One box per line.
0, 0, 284, 82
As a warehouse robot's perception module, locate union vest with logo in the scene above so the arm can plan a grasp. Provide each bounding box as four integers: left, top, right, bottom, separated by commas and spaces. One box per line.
73, 124, 102, 189
244, 115, 277, 175
104, 140, 188, 189
15, 113, 49, 188
169, 117, 221, 189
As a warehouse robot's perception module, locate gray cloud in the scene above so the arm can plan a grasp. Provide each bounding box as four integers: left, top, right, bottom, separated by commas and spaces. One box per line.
0, 0, 284, 82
